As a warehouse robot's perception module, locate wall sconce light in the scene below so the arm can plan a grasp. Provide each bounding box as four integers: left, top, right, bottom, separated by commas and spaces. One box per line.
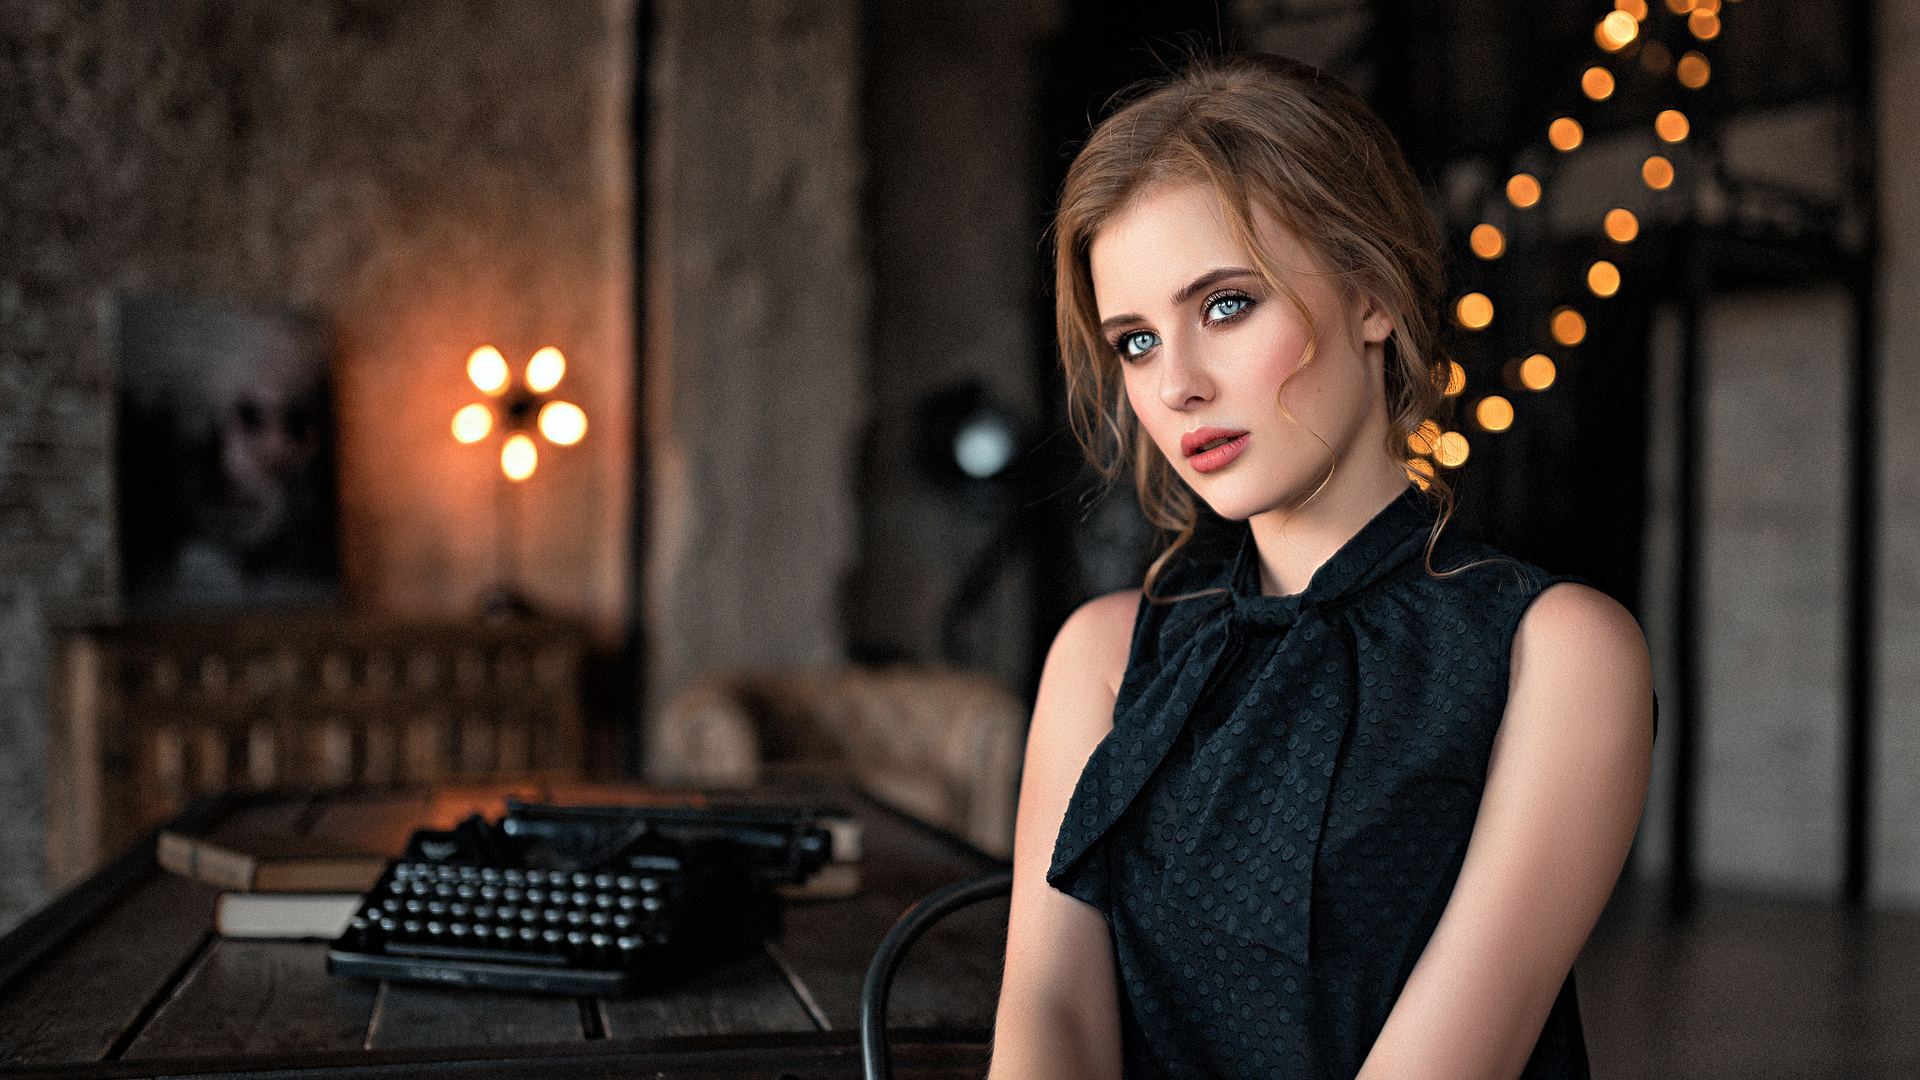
451, 345, 588, 480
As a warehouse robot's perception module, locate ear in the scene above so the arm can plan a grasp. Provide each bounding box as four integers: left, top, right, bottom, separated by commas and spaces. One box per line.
1358, 294, 1395, 346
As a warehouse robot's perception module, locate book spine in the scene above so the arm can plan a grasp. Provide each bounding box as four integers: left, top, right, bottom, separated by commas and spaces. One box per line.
157, 833, 258, 891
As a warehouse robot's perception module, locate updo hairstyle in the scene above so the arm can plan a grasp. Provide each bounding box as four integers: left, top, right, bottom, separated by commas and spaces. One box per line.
1053, 53, 1453, 592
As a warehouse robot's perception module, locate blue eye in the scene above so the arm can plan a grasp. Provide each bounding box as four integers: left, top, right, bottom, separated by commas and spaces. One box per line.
1205, 293, 1252, 322
1115, 329, 1161, 359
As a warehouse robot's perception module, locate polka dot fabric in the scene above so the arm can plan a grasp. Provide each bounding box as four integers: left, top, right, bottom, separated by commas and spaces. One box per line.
1048, 490, 1591, 1079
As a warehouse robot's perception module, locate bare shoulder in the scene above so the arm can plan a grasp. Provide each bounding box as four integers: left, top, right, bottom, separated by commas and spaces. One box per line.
1507, 581, 1653, 745
1045, 589, 1141, 702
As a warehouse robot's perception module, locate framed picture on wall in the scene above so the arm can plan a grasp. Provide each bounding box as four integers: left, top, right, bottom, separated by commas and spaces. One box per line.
116, 296, 338, 611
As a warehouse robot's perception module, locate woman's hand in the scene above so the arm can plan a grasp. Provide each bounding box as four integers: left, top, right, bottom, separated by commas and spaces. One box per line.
1357, 582, 1655, 1079
988, 591, 1138, 1080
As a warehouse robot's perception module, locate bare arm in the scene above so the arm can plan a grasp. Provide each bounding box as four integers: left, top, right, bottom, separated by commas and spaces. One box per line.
1357, 582, 1655, 1080
988, 590, 1139, 1080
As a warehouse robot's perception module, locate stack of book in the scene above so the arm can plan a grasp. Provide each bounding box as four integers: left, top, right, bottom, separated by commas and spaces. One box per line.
158, 831, 388, 939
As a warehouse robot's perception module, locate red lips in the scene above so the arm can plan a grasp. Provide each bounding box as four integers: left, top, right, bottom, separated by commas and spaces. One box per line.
1181, 427, 1249, 474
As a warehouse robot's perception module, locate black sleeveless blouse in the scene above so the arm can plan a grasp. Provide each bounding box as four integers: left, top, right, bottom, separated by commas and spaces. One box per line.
1048, 489, 1590, 1079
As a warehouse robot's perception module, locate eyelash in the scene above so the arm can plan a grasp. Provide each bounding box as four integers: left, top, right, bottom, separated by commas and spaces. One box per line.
1108, 290, 1258, 360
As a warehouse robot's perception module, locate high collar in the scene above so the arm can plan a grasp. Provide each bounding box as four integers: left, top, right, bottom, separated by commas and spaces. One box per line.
1219, 486, 1434, 629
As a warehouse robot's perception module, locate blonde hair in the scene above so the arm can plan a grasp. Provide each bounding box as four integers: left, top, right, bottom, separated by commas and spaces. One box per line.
1053, 53, 1453, 594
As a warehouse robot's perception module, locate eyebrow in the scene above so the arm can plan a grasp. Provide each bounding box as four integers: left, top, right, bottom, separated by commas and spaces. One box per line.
1098, 267, 1258, 334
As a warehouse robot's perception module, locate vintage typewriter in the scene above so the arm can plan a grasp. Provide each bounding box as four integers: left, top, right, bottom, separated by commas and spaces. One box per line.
326, 801, 835, 996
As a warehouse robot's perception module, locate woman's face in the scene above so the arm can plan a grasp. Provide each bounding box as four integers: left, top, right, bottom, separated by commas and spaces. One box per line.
1089, 182, 1395, 523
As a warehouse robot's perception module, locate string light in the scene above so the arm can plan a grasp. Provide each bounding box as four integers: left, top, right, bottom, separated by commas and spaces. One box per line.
1476, 395, 1515, 432
1551, 307, 1588, 345
467, 346, 509, 395
1408, 419, 1443, 455
1604, 208, 1640, 242
1656, 109, 1691, 142
452, 403, 493, 443
1666, 0, 1694, 12
1507, 173, 1543, 208
1677, 50, 1711, 88
1596, 10, 1639, 50
1588, 260, 1623, 297
1456, 293, 1495, 330
1582, 66, 1616, 101
1548, 117, 1585, 152
1643, 155, 1676, 189
1641, 40, 1674, 75
1690, 10, 1721, 38
1444, 361, 1467, 396
1615, 0, 1648, 18
1470, 223, 1506, 259
1435, 431, 1471, 468
1519, 354, 1557, 390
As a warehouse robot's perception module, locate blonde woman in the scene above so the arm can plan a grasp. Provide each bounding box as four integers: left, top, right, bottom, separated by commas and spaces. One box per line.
992, 55, 1653, 1080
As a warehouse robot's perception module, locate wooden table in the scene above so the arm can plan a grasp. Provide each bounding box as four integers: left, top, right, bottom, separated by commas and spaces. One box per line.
0, 780, 1008, 1079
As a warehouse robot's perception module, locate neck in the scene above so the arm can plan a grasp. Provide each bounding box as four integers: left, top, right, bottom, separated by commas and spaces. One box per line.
1247, 451, 1412, 597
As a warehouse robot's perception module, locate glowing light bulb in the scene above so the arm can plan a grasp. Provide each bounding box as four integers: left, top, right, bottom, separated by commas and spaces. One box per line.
1656, 109, 1691, 143
1689, 9, 1720, 37
1667, 0, 1694, 12
1677, 51, 1711, 88
1476, 395, 1515, 432
1444, 361, 1467, 396
1588, 260, 1623, 297
1520, 354, 1557, 390
1435, 431, 1471, 468
451, 403, 493, 444
1507, 173, 1542, 208
526, 347, 566, 393
1616, 0, 1649, 18
1548, 117, 1585, 152
1643, 155, 1676, 190
467, 346, 509, 395
1551, 307, 1588, 346
501, 433, 538, 481
1583, 67, 1617, 101
1456, 293, 1495, 330
1604, 208, 1640, 243
1597, 10, 1639, 50
537, 400, 588, 445
1470, 223, 1506, 259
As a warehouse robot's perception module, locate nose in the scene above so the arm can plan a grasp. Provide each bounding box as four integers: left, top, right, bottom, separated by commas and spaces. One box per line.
1157, 341, 1214, 411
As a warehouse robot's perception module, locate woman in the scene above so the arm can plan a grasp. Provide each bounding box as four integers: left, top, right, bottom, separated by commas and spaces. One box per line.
991, 54, 1653, 1080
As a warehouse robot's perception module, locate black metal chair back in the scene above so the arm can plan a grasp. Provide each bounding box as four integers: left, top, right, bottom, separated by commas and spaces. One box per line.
858, 868, 1014, 1080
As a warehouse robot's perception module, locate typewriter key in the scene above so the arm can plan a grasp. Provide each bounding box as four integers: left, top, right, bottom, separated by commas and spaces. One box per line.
543, 928, 562, 944
594, 874, 614, 889
403, 920, 420, 934
567, 930, 586, 946
590, 933, 610, 947
450, 923, 469, 937
504, 869, 524, 885
427, 921, 444, 935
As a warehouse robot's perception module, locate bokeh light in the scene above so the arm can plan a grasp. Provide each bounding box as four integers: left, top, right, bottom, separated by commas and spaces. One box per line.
467, 346, 509, 395
1520, 353, 1558, 391
1643, 155, 1676, 189
451, 403, 493, 444
1588, 260, 1623, 297
1690, 10, 1720, 38
1666, 0, 1694, 12
1604, 208, 1640, 242
1456, 293, 1495, 330
1444, 361, 1467, 396
1408, 419, 1442, 456
1583, 66, 1616, 101
1549, 117, 1585, 152
526, 347, 567, 393
1435, 431, 1471, 468
1677, 51, 1711, 88
1656, 109, 1691, 142
537, 401, 588, 446
501, 433, 538, 481
1616, 0, 1648, 20
1470, 223, 1506, 259
1597, 10, 1639, 50
1551, 307, 1588, 346
1507, 173, 1542, 208
1476, 395, 1515, 432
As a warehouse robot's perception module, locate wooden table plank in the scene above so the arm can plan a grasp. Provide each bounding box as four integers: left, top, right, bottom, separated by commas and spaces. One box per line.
599, 949, 816, 1039
0, 872, 218, 1064
364, 983, 584, 1049
121, 940, 377, 1059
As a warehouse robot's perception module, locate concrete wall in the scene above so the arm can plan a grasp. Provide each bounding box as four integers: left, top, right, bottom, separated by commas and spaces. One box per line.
641, 0, 869, 724
0, 0, 634, 929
